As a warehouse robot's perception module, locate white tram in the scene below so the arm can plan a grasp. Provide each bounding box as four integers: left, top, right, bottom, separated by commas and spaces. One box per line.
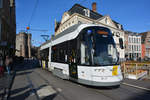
41, 23, 123, 86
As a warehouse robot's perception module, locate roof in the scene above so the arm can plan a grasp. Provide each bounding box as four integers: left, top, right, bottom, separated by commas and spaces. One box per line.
68, 4, 123, 30
125, 31, 138, 35
68, 4, 103, 20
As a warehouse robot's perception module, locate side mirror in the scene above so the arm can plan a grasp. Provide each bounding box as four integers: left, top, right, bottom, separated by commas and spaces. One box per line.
119, 38, 124, 49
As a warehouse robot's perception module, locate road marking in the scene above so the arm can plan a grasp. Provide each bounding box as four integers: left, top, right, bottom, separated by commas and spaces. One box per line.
37, 86, 56, 98
122, 82, 150, 92
57, 88, 62, 92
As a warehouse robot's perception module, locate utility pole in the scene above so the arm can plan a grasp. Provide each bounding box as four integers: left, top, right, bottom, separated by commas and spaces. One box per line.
27, 27, 31, 58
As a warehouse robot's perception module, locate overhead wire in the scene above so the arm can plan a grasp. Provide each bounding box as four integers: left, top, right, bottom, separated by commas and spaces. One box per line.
28, 0, 39, 27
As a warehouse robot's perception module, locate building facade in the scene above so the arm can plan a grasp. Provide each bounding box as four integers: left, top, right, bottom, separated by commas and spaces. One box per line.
140, 31, 150, 59
54, 3, 125, 60
125, 31, 141, 60
16, 32, 32, 58
0, 0, 16, 66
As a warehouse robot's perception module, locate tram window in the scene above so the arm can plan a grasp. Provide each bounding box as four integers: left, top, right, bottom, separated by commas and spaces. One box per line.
40, 48, 49, 61
80, 30, 93, 65
59, 48, 65, 63
51, 41, 68, 63
51, 46, 57, 62
51, 39, 78, 63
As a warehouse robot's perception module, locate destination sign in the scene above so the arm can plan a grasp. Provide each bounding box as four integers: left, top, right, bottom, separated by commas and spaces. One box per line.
97, 30, 108, 35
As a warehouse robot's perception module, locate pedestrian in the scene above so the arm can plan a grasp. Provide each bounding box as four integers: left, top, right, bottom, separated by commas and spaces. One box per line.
0, 54, 4, 77
5, 56, 11, 75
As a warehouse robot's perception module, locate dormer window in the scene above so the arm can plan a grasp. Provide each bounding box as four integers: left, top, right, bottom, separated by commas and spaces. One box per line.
105, 18, 108, 24
117, 24, 122, 29
83, 9, 90, 17
105, 17, 110, 25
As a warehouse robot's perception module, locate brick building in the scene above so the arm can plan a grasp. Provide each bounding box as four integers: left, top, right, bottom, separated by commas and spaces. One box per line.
140, 31, 150, 59
16, 32, 32, 58
0, 0, 16, 65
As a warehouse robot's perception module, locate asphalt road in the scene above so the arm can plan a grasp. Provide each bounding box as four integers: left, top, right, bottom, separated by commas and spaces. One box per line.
9, 60, 150, 100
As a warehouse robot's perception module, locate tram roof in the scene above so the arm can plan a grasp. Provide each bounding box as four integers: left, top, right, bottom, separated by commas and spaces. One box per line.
52, 23, 81, 41
40, 23, 81, 47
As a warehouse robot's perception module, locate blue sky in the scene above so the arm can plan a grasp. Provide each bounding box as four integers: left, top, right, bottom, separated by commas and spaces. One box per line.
16, 0, 150, 46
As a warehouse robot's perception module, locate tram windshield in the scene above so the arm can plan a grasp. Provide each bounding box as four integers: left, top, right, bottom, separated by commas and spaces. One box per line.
80, 27, 118, 66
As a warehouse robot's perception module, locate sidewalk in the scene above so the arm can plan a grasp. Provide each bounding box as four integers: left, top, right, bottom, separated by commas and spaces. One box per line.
0, 71, 16, 100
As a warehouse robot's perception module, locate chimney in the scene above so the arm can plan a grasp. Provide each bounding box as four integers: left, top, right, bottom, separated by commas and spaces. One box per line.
92, 2, 97, 12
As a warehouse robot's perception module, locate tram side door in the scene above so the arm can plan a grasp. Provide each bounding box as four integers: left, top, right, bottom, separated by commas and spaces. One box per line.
68, 41, 78, 79
69, 59, 78, 79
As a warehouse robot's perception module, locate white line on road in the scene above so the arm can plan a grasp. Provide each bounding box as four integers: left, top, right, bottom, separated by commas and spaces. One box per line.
122, 82, 150, 92
57, 88, 62, 92
37, 86, 56, 98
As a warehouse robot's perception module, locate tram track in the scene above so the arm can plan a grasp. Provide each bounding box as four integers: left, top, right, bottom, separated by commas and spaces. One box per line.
90, 84, 147, 100
122, 82, 150, 92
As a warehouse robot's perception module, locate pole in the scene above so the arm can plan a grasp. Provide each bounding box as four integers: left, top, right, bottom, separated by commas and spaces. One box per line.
28, 34, 31, 58
27, 27, 31, 58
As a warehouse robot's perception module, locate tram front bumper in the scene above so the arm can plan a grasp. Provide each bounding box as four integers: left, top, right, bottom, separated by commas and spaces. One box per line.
78, 78, 122, 86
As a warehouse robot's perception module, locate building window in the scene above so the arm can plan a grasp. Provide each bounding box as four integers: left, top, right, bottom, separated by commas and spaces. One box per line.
132, 45, 133, 51
139, 45, 141, 51
0, 0, 2, 8
72, 20, 74, 24
132, 38, 133, 43
128, 37, 131, 43
0, 18, 1, 40
105, 18, 108, 24
128, 45, 131, 51
68, 22, 71, 26
116, 32, 120, 37
112, 31, 115, 36
83, 9, 90, 17
147, 39, 150, 42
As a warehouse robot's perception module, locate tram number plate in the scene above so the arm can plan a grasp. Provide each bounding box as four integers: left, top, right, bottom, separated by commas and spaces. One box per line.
112, 66, 118, 76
